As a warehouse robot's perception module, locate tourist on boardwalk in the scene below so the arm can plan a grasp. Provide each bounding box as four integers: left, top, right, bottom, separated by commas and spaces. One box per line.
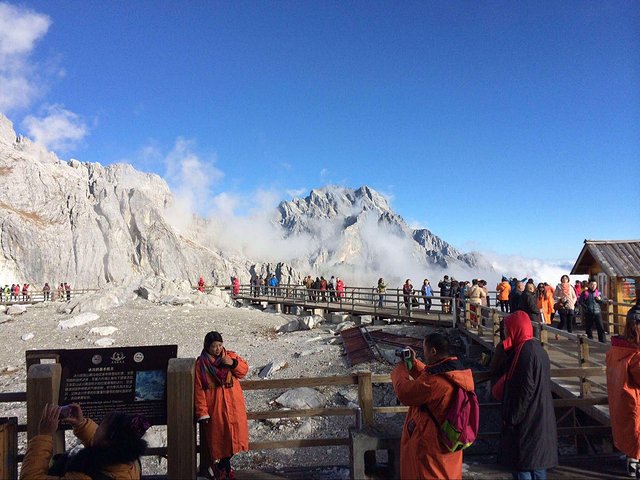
606, 287, 640, 477
391, 332, 475, 479
468, 279, 486, 307
329, 276, 336, 301
195, 331, 249, 480
578, 280, 607, 343
311, 277, 320, 301
574, 280, 583, 298
536, 283, 554, 325
232, 277, 240, 297
553, 275, 577, 334
20, 403, 149, 480
377, 277, 387, 308
336, 277, 345, 299
198, 276, 206, 293
493, 311, 558, 479
320, 276, 327, 301
402, 279, 413, 314
12, 283, 19, 301
438, 275, 452, 313
57, 283, 64, 301
64, 282, 71, 301
518, 282, 542, 323
497, 277, 511, 313
421, 279, 433, 312
268, 274, 278, 295
42, 283, 51, 301
22, 283, 29, 301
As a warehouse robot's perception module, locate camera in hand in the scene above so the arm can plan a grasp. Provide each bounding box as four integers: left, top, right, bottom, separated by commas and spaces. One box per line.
395, 348, 411, 359
59, 405, 71, 419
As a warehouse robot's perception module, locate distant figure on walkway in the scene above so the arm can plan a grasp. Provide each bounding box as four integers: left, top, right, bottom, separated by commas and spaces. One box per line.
20, 403, 149, 479
198, 276, 206, 293
57, 283, 64, 301
232, 277, 240, 297
22, 283, 29, 301
421, 279, 433, 312
402, 279, 413, 314
509, 282, 524, 314
336, 277, 345, 299
579, 280, 607, 343
438, 276, 452, 313
320, 276, 327, 301
574, 280, 583, 299
391, 332, 475, 479
493, 311, 558, 479
496, 277, 511, 313
468, 279, 485, 307
42, 283, 51, 301
329, 276, 336, 301
195, 331, 249, 480
606, 286, 640, 476
536, 282, 554, 325
377, 278, 387, 308
268, 274, 278, 295
64, 283, 71, 301
554, 275, 577, 334
518, 282, 541, 323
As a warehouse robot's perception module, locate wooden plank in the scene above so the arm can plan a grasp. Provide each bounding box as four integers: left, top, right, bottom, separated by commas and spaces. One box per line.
249, 438, 350, 450
0, 393, 26, 403
242, 375, 357, 390
25, 363, 63, 454
167, 358, 196, 480
0, 418, 17, 480
357, 371, 374, 427
248, 408, 356, 420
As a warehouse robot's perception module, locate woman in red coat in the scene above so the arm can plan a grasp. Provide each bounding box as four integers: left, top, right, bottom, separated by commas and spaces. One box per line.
195, 331, 248, 479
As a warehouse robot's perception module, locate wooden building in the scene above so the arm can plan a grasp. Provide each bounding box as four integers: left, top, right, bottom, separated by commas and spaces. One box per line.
571, 239, 640, 331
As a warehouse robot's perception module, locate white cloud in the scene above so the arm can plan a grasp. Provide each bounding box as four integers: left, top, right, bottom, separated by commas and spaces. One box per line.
285, 187, 307, 199
0, 2, 51, 111
22, 104, 88, 151
320, 168, 328, 177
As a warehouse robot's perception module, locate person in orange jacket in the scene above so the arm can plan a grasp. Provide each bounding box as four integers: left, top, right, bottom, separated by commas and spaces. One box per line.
391, 332, 475, 480
20, 403, 149, 480
536, 282, 554, 325
606, 288, 640, 477
496, 277, 512, 313
195, 331, 249, 480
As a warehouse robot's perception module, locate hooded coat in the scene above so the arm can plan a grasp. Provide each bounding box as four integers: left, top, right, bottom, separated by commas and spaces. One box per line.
606, 331, 640, 459
391, 356, 475, 480
497, 311, 557, 471
20, 419, 141, 480
497, 281, 511, 301
195, 349, 249, 459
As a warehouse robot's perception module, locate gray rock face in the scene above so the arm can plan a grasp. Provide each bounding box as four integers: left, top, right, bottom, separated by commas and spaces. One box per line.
0, 114, 250, 287
275, 387, 326, 409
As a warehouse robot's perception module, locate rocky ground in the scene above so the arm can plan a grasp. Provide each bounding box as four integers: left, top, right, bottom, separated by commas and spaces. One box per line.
1, 290, 465, 478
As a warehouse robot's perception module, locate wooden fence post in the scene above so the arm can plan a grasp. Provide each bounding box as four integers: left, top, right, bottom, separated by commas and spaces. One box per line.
26, 363, 64, 452
606, 301, 615, 335
464, 301, 471, 329
492, 311, 501, 347
167, 358, 196, 480
0, 418, 17, 480
578, 336, 592, 398
539, 323, 548, 351
357, 371, 374, 427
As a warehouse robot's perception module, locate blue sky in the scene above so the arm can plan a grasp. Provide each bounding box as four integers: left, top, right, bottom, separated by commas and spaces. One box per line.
1, 1, 639, 261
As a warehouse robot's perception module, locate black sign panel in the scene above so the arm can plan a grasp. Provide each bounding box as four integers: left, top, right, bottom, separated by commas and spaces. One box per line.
27, 345, 177, 425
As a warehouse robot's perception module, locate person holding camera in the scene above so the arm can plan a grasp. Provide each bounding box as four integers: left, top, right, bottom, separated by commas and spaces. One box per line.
20, 403, 149, 479
391, 332, 475, 479
195, 331, 249, 480
553, 275, 577, 334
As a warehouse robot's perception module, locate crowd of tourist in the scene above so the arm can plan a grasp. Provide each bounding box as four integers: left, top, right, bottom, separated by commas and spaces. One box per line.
0, 282, 72, 303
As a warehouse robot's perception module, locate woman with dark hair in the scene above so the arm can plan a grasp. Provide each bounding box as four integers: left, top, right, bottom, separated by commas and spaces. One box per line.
20, 404, 149, 479
554, 275, 577, 334
518, 282, 541, 323
606, 290, 640, 476
195, 331, 249, 480
536, 283, 554, 325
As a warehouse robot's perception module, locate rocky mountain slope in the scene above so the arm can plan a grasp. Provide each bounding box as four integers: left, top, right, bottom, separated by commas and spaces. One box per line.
0, 113, 486, 288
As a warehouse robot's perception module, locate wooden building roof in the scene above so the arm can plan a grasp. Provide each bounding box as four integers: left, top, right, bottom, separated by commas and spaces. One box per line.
571, 240, 640, 277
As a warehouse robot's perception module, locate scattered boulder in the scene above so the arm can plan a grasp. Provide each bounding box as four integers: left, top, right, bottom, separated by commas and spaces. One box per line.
7, 305, 27, 315
298, 315, 324, 330
21, 333, 34, 341
58, 312, 100, 330
277, 320, 300, 333
89, 326, 118, 336
275, 387, 327, 410
94, 338, 115, 347
258, 360, 287, 379
0, 305, 6, 314
331, 313, 350, 324
333, 321, 356, 333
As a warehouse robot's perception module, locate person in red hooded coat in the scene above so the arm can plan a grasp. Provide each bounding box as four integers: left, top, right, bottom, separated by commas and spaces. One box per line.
492, 310, 557, 479
197, 276, 205, 293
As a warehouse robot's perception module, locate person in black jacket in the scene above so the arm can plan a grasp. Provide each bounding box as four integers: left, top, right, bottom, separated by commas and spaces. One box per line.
438, 275, 452, 313
518, 282, 541, 323
509, 282, 524, 313
496, 310, 558, 479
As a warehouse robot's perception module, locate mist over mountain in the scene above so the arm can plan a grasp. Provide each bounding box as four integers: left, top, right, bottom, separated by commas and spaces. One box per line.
0, 113, 491, 288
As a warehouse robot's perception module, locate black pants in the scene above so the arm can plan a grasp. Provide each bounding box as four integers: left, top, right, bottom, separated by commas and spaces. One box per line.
557, 308, 574, 333
584, 311, 606, 343
424, 297, 432, 311
499, 300, 509, 312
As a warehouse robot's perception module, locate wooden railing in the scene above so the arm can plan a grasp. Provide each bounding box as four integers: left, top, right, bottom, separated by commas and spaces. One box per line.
0, 288, 98, 305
